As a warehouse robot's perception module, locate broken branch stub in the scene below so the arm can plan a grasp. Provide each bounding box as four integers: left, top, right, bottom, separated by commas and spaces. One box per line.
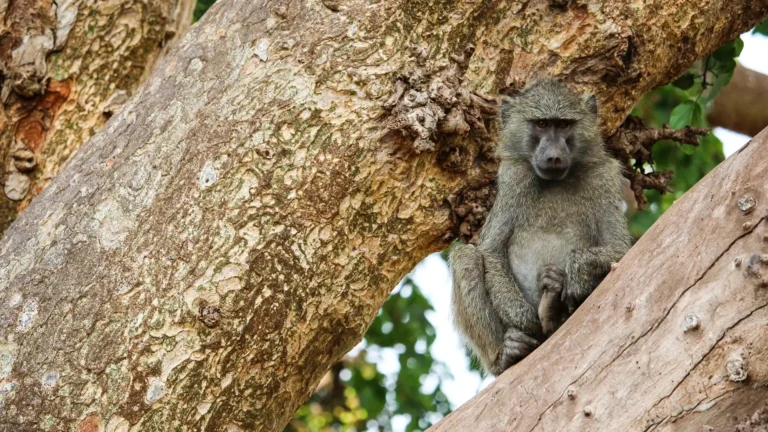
607, 115, 709, 209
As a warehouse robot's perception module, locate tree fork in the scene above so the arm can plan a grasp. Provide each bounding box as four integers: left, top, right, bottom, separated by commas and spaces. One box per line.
0, 0, 766, 430
430, 127, 768, 431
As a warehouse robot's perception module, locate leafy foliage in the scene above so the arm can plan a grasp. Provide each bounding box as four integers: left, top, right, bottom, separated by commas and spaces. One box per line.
627, 36, 743, 237
753, 17, 768, 36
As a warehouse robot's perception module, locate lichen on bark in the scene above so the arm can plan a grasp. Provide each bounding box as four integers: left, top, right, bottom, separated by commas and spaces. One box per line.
0, 0, 195, 235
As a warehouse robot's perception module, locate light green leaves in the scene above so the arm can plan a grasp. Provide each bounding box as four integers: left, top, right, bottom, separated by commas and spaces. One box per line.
669, 100, 701, 129
668, 100, 693, 129
627, 33, 747, 238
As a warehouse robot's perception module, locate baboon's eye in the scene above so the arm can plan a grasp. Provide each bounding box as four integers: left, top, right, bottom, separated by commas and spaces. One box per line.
535, 120, 548, 129
556, 120, 571, 129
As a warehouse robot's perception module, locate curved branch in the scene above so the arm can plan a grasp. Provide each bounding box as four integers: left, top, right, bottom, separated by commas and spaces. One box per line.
708, 64, 768, 137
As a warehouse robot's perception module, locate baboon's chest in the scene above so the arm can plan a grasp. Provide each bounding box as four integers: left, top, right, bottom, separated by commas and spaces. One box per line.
507, 191, 596, 307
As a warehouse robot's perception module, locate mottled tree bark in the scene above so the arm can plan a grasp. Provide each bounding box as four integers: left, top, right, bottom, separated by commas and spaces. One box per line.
430, 127, 768, 432
0, 0, 196, 234
708, 64, 768, 137
0, 0, 765, 431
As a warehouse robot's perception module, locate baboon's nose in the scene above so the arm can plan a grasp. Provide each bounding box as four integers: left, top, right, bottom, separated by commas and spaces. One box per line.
545, 155, 567, 170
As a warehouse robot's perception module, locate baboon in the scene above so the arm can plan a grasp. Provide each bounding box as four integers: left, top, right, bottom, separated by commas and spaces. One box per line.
450, 80, 631, 376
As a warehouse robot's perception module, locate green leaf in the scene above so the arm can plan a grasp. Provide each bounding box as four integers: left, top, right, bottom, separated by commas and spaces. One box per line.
754, 17, 768, 35
708, 37, 742, 76
710, 57, 737, 75
691, 101, 707, 128
711, 42, 736, 62
702, 68, 735, 105
732, 37, 744, 57
681, 144, 696, 155
669, 100, 696, 129
672, 73, 695, 90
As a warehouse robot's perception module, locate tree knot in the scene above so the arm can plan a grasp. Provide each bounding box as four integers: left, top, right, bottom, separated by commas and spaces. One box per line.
382, 45, 498, 159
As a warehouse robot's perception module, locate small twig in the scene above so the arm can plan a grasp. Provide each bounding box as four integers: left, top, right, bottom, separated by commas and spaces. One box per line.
701, 56, 710, 89
607, 115, 709, 209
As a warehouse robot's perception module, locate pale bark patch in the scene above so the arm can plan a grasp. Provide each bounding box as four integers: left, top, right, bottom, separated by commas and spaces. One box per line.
144, 378, 165, 404
0, 343, 17, 379
41, 371, 59, 389
15, 299, 37, 333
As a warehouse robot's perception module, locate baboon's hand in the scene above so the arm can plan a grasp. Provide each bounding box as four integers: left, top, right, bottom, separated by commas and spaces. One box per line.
563, 249, 594, 314
497, 328, 540, 372
537, 265, 568, 336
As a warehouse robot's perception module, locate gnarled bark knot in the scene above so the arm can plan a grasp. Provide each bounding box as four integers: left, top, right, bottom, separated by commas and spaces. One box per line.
383, 44, 503, 245
444, 175, 497, 244
383, 44, 497, 156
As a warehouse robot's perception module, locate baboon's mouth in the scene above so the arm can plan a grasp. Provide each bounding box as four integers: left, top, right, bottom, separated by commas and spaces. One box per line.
535, 166, 569, 180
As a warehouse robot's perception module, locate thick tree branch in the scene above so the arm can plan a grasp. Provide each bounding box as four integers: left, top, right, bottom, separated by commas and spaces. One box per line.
430, 128, 768, 431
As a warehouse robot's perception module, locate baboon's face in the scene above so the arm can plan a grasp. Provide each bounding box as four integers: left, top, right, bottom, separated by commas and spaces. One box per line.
529, 118, 574, 180
498, 80, 599, 175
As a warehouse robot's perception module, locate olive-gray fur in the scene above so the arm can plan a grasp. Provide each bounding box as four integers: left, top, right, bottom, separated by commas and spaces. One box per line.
450, 79, 631, 376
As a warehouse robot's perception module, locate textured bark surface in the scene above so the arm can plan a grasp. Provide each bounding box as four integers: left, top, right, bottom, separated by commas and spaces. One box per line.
0, 0, 765, 431
430, 127, 768, 431
0, 0, 196, 234
708, 64, 768, 137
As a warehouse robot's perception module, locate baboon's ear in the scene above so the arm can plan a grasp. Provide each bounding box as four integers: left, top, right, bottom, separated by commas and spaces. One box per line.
585, 95, 598, 116
500, 96, 514, 127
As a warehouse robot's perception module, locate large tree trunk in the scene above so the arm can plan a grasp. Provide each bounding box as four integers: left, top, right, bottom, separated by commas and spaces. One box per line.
430, 127, 768, 431
0, 0, 765, 430
708, 64, 768, 137
0, 0, 196, 235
